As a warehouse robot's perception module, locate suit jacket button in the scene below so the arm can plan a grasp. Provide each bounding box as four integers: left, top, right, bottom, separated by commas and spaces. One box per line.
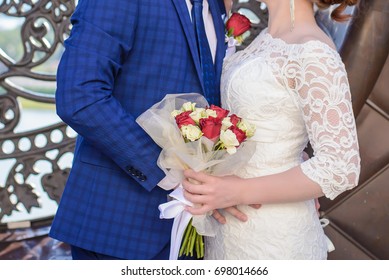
140, 175, 147, 182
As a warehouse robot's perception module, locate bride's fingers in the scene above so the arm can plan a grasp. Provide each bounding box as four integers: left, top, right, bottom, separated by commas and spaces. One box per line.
184, 169, 212, 184
182, 178, 208, 195
183, 189, 207, 204
185, 205, 212, 216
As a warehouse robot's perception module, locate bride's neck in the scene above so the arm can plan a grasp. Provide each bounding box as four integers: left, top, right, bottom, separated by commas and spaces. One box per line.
265, 0, 316, 37
224, 0, 232, 14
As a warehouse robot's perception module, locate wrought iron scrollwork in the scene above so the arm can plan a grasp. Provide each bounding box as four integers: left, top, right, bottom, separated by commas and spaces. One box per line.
0, 95, 20, 133
0, 0, 76, 224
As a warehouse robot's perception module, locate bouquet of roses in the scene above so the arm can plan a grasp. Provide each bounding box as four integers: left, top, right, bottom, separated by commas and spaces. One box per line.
136, 93, 255, 259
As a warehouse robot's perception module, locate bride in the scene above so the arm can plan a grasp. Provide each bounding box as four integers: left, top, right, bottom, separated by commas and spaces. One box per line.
183, 0, 361, 259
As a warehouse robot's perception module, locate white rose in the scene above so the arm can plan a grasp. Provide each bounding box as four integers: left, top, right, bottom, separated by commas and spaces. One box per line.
220, 129, 239, 154
171, 109, 183, 118
189, 108, 206, 123
182, 102, 196, 112
181, 125, 203, 142
205, 109, 217, 118
221, 117, 233, 131
238, 119, 256, 138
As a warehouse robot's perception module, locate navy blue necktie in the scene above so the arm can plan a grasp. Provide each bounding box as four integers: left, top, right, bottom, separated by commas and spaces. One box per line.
191, 0, 220, 106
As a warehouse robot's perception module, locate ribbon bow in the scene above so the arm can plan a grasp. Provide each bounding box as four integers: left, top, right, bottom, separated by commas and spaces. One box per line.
158, 185, 194, 260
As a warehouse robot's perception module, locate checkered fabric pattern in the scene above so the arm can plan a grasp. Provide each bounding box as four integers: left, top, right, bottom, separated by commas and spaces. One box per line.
49, 0, 226, 259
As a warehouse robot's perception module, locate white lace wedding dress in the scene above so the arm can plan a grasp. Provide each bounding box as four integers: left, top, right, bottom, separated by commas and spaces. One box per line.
205, 28, 361, 260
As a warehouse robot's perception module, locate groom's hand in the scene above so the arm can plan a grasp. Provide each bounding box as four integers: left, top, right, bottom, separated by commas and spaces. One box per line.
212, 204, 262, 224
212, 207, 245, 224
315, 198, 321, 217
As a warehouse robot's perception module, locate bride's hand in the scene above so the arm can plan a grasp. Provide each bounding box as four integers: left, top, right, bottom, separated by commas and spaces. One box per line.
182, 169, 246, 215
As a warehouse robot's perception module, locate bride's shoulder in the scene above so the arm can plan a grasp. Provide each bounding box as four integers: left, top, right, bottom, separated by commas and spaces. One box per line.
302, 35, 337, 52
288, 28, 346, 71
297, 27, 337, 51
290, 27, 343, 63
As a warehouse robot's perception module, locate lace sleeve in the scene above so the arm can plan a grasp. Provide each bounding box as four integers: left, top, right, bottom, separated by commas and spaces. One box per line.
287, 44, 361, 199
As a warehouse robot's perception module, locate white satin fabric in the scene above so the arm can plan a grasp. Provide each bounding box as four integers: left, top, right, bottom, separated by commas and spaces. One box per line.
205, 29, 360, 260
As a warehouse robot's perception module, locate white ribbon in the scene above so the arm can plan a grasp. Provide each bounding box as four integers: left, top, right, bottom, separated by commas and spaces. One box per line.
158, 184, 193, 260
225, 36, 237, 47
320, 218, 335, 253
224, 36, 237, 59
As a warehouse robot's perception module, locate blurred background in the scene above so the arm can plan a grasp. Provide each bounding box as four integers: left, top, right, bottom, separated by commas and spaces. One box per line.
0, 0, 388, 260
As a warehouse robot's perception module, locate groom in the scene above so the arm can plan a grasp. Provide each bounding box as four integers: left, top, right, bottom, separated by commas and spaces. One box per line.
50, 0, 231, 259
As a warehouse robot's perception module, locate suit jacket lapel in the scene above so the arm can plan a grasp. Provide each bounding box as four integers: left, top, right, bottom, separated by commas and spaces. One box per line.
208, 0, 227, 91
171, 0, 203, 87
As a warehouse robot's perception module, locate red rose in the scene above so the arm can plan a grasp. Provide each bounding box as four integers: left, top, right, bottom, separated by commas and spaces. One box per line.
175, 111, 195, 128
200, 117, 222, 141
229, 114, 241, 126
226, 13, 251, 37
209, 105, 229, 120
229, 125, 246, 144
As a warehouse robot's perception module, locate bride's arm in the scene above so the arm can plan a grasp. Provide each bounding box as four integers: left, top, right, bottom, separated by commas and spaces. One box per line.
183, 165, 323, 212
183, 48, 361, 214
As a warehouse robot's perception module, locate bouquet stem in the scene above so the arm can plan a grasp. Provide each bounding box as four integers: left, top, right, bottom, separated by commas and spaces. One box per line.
179, 218, 204, 259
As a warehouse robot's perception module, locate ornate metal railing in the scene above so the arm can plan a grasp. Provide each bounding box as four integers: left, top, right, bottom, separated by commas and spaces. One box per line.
0, 0, 77, 229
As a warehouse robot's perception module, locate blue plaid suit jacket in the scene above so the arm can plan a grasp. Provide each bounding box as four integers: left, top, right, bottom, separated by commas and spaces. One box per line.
49, 0, 226, 259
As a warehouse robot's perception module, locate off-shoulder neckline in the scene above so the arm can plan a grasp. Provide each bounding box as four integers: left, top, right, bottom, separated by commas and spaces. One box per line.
262, 28, 339, 54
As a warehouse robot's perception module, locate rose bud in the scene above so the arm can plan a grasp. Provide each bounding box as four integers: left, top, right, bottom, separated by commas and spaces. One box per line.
229, 114, 241, 126
175, 111, 196, 128
200, 117, 222, 141
226, 13, 251, 37
209, 105, 230, 120
229, 125, 247, 144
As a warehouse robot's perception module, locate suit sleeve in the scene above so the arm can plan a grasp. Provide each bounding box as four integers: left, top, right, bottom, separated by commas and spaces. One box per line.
55, 0, 165, 191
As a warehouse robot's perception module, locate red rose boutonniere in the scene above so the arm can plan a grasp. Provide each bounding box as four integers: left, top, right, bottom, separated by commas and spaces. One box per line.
225, 12, 251, 47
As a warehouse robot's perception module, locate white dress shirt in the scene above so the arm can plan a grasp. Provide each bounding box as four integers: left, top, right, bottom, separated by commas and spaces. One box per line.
185, 0, 217, 62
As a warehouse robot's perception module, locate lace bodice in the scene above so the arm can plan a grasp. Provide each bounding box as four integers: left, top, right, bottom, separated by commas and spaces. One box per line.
221, 28, 361, 200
